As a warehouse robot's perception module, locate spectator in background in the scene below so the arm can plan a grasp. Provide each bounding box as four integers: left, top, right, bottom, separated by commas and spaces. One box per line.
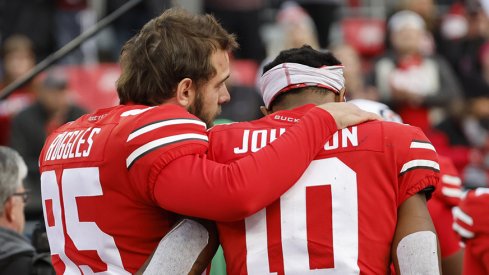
259, 1, 319, 86
54, 0, 88, 64
0, 35, 38, 146
204, 0, 266, 62
270, 1, 319, 58
10, 69, 86, 224
0, 146, 34, 274
397, 0, 438, 33
462, 42, 489, 102
368, 10, 462, 132
437, 1, 488, 81
0, 146, 54, 275
0, 0, 56, 61
105, 0, 172, 62
435, 41, 489, 189
332, 44, 379, 100
296, 0, 341, 48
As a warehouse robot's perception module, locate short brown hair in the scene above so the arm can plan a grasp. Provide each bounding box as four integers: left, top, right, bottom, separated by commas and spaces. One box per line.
116, 8, 238, 105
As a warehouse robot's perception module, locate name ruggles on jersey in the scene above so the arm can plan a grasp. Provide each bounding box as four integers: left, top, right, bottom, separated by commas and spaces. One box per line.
44, 127, 101, 161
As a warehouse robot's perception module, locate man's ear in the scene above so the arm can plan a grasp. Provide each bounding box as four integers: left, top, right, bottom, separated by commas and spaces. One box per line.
3, 199, 14, 223
175, 78, 196, 108
260, 106, 270, 116
336, 88, 347, 102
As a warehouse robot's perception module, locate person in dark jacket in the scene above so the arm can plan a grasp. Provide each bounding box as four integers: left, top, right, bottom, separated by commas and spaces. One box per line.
0, 146, 35, 274
10, 69, 86, 223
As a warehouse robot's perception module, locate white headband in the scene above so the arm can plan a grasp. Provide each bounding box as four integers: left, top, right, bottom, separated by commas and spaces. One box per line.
259, 62, 345, 108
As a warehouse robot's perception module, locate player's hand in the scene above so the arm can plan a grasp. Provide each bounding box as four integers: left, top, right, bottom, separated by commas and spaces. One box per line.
316, 102, 381, 129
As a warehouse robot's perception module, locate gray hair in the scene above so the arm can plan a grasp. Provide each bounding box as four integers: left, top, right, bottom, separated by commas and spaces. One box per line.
0, 146, 27, 214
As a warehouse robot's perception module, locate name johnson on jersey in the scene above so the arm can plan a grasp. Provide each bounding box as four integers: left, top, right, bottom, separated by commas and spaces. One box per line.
234, 126, 358, 154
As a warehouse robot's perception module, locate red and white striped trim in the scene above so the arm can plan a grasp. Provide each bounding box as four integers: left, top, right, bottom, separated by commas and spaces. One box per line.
410, 140, 436, 151
452, 207, 473, 226
400, 159, 439, 175
127, 119, 207, 142
442, 175, 461, 186
126, 133, 208, 168
441, 187, 463, 198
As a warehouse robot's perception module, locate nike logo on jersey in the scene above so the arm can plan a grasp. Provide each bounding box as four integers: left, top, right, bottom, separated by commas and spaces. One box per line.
44, 127, 101, 161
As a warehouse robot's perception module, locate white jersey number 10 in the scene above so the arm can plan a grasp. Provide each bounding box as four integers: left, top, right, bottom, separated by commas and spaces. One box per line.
245, 158, 360, 274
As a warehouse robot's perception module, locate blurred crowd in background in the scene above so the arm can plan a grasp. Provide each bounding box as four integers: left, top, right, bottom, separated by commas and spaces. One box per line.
0, 0, 488, 224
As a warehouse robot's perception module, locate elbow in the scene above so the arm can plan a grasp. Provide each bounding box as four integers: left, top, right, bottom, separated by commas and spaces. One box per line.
216, 196, 261, 222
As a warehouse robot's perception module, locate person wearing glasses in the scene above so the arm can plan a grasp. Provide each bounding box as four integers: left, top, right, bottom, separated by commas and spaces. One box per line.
0, 146, 34, 274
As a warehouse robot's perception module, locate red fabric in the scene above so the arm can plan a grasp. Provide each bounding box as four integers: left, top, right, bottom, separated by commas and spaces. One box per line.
0, 87, 35, 145
39, 103, 336, 273
398, 105, 430, 133
56, 0, 87, 11
342, 18, 385, 57
454, 189, 489, 275
432, 156, 462, 207
426, 129, 470, 172
154, 106, 337, 221
427, 155, 462, 258
427, 198, 461, 257
208, 105, 440, 275
65, 64, 121, 112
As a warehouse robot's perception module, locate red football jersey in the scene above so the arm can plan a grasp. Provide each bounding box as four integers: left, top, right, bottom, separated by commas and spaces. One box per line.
208, 104, 440, 275
431, 155, 462, 207
427, 155, 463, 258
453, 188, 489, 275
39, 103, 336, 273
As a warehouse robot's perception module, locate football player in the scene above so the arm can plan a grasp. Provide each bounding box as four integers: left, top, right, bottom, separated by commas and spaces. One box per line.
37, 9, 377, 274
453, 188, 489, 275
208, 45, 441, 274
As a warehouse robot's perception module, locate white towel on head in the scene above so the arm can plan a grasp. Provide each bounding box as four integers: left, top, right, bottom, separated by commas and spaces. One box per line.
259, 62, 345, 108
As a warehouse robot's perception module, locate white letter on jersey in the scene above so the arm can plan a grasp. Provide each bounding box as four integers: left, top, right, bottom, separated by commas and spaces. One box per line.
83, 128, 101, 157
251, 130, 268, 152
342, 127, 358, 148
234, 130, 250, 154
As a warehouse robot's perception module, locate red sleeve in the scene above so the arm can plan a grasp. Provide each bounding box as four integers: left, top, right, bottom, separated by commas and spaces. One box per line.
433, 155, 462, 207
453, 189, 489, 274
392, 125, 440, 205
153, 107, 337, 221
125, 105, 209, 201
463, 245, 489, 275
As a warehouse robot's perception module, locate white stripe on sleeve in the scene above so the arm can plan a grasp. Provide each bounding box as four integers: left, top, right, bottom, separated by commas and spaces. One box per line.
400, 160, 439, 174
442, 187, 463, 198
453, 222, 474, 239
127, 119, 207, 142
410, 141, 436, 151
452, 207, 473, 226
126, 133, 208, 168
442, 174, 462, 186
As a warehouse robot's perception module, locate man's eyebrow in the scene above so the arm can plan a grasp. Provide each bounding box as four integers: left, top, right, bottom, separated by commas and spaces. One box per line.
217, 74, 230, 86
